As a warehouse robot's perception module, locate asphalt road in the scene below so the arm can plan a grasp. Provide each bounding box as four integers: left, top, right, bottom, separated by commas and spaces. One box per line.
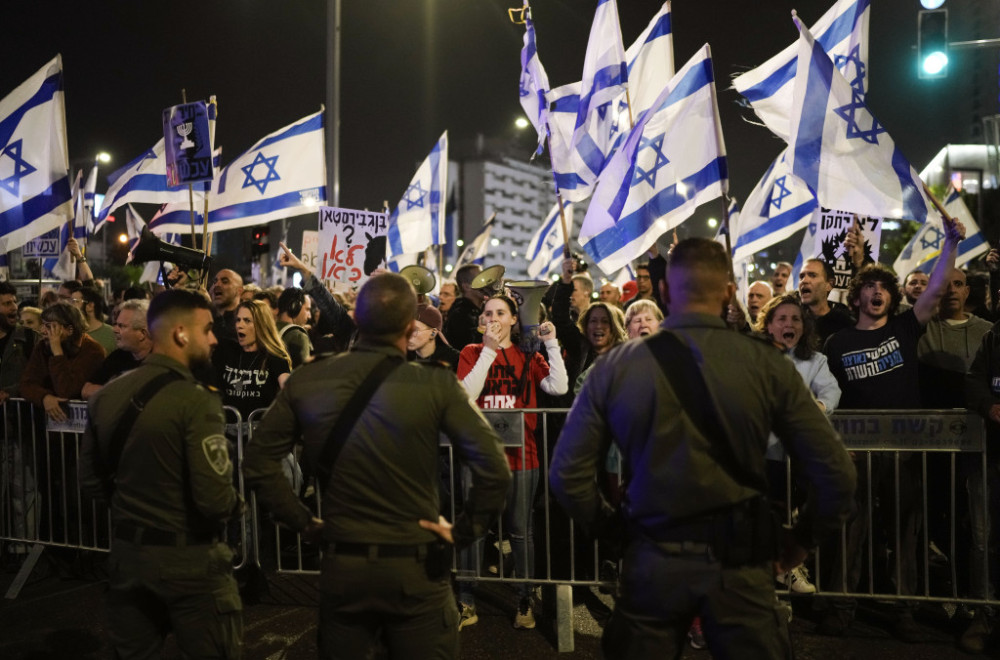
0, 549, 990, 659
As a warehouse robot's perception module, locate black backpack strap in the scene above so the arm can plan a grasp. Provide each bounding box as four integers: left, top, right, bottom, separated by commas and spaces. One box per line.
315, 355, 404, 489
96, 370, 184, 489
645, 330, 767, 494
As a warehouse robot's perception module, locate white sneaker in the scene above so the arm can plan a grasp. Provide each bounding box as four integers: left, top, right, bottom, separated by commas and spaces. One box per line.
458, 603, 478, 630
777, 566, 816, 594
513, 597, 536, 629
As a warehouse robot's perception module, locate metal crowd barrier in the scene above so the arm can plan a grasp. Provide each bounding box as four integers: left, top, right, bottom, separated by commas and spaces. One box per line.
2, 398, 998, 650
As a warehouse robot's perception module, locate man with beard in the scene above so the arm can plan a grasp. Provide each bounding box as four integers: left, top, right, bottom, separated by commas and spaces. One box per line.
898, 270, 930, 313
819, 217, 965, 642
211, 269, 244, 344
0, 282, 38, 401
81, 288, 244, 659
798, 258, 854, 344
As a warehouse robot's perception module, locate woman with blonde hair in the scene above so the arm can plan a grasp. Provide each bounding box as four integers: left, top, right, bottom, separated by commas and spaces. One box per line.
212, 299, 292, 420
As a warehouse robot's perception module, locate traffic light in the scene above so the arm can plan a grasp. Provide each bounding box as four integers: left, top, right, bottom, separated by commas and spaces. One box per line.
251, 226, 269, 255
918, 8, 949, 79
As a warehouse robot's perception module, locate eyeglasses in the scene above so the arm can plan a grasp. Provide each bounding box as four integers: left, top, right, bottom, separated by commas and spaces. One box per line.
70, 297, 84, 304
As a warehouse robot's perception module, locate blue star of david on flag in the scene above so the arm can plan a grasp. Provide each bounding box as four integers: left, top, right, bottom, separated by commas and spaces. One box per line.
404, 181, 427, 210
768, 175, 793, 211
834, 45, 866, 92
241, 151, 280, 194
920, 225, 944, 251
0, 139, 38, 196
632, 134, 669, 188
833, 89, 885, 145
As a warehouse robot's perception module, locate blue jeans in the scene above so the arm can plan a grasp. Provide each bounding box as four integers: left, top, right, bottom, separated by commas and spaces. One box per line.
459, 467, 539, 604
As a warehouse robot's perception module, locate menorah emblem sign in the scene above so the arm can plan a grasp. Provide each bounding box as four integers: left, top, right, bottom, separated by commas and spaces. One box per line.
176, 122, 195, 150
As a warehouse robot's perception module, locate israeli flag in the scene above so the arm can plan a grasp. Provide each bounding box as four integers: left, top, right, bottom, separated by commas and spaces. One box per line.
786, 20, 933, 224
81, 163, 97, 235
547, 2, 673, 204
0, 55, 73, 253
518, 3, 550, 156
45, 169, 83, 280
731, 149, 818, 263
733, 0, 869, 142
387, 131, 448, 264
455, 213, 497, 271
149, 111, 325, 234
526, 200, 573, 279
572, 0, 628, 151
579, 44, 728, 275
96, 138, 202, 233
893, 188, 990, 276
611, 264, 635, 290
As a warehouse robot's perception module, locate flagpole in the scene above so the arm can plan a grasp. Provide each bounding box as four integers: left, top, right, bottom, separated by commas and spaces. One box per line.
542, 130, 572, 258
624, 88, 635, 129
719, 195, 735, 282
201, 96, 217, 256
922, 181, 954, 224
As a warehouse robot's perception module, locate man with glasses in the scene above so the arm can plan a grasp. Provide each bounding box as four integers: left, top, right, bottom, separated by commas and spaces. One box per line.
82, 300, 153, 400
624, 264, 656, 311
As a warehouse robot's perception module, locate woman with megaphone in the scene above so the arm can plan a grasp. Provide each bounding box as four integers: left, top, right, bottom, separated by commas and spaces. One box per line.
455, 295, 568, 631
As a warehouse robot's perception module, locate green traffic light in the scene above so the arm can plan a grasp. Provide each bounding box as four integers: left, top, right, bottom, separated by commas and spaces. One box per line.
922, 51, 949, 76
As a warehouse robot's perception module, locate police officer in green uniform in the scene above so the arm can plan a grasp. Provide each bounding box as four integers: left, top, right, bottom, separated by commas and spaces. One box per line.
551, 238, 856, 659
244, 273, 511, 660
81, 288, 244, 659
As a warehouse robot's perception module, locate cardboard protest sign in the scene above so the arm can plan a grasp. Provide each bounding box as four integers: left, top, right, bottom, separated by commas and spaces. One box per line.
317, 206, 387, 286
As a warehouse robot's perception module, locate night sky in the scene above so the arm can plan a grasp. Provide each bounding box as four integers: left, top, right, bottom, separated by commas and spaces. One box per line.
1, 0, 983, 241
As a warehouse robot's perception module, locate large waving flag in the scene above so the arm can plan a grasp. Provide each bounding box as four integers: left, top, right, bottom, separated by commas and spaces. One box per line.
0, 56, 72, 253
386, 131, 448, 264
786, 18, 934, 224
149, 111, 325, 234
731, 148, 818, 263
893, 188, 989, 275
733, 0, 870, 142
80, 163, 97, 235
455, 213, 497, 271
572, 0, 628, 151
96, 138, 201, 233
579, 44, 728, 274
791, 220, 819, 289
518, 2, 550, 156
45, 168, 84, 280
622, 2, 674, 124
547, 2, 673, 204
526, 200, 573, 279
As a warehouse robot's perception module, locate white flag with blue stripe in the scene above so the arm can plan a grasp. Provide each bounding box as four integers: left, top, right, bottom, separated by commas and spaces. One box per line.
149, 111, 325, 234
579, 44, 728, 275
518, 3, 550, 156
387, 131, 448, 265
732, 148, 818, 263
547, 2, 672, 203
893, 188, 989, 275
733, 0, 869, 142
526, 200, 573, 279
572, 0, 628, 151
96, 138, 200, 233
791, 220, 819, 289
0, 55, 72, 253
786, 19, 934, 224
81, 163, 97, 235
455, 213, 497, 271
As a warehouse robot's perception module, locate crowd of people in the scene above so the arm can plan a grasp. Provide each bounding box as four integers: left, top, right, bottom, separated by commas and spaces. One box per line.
4, 221, 1000, 656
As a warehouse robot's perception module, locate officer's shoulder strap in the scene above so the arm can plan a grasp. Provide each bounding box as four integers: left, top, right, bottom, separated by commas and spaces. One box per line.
314, 355, 404, 489
644, 331, 767, 494
99, 369, 185, 485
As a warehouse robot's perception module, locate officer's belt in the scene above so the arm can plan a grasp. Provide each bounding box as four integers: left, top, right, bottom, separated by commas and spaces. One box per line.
114, 522, 222, 547
326, 541, 433, 559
